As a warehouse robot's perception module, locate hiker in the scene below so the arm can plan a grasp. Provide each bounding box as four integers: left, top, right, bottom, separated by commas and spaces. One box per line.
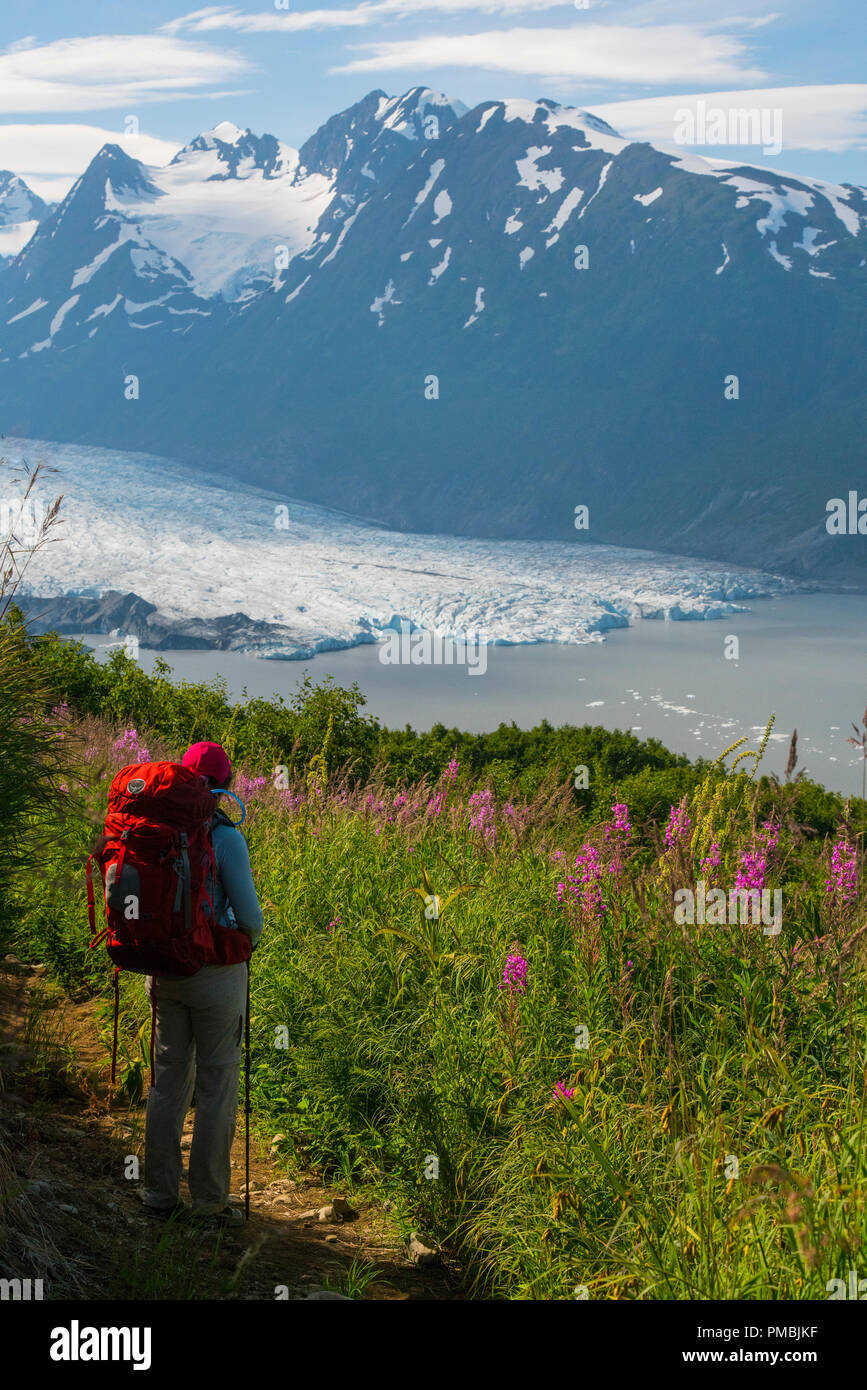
141, 741, 264, 1227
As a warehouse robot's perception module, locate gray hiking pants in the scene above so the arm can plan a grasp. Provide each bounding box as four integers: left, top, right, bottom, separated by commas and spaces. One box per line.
143, 962, 247, 1213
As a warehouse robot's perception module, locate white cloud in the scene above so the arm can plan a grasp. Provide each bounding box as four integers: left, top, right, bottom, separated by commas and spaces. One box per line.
619, 0, 782, 23
164, 0, 574, 33
0, 34, 251, 114
331, 23, 768, 84
0, 125, 182, 201
592, 85, 867, 155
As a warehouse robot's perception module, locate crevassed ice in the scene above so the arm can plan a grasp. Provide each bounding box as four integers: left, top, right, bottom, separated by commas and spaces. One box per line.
4, 438, 798, 659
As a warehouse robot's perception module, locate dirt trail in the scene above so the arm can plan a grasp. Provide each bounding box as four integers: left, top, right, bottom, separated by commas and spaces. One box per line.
0, 959, 463, 1301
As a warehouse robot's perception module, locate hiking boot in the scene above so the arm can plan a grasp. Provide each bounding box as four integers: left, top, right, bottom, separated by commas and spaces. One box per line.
184, 1204, 245, 1229
143, 1200, 189, 1221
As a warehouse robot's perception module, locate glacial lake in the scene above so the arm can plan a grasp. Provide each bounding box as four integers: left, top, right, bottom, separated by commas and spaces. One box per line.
65, 592, 867, 797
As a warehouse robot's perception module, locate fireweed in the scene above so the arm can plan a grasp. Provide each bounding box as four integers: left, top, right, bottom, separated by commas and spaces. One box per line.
16, 710, 867, 1302
468, 789, 497, 844
665, 798, 692, 848
603, 801, 632, 879
827, 836, 857, 906
112, 727, 150, 763
556, 844, 607, 933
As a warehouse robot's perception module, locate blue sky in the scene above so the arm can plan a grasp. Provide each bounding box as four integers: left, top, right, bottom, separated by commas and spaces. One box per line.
1, 0, 865, 199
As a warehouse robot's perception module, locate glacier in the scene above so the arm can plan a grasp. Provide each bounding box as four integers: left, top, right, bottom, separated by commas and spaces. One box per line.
4, 438, 803, 660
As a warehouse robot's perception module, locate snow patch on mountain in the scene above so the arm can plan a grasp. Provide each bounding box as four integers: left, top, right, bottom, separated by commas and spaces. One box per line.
378, 89, 467, 141
428, 246, 452, 284
502, 100, 626, 155
403, 158, 445, 225
464, 286, 485, 327
49, 296, 79, 336
578, 161, 613, 218
0, 171, 50, 263
722, 177, 814, 237
544, 187, 583, 242
516, 147, 564, 196
370, 278, 400, 324
431, 188, 452, 223
0, 220, 37, 257
106, 154, 334, 300
7, 298, 47, 324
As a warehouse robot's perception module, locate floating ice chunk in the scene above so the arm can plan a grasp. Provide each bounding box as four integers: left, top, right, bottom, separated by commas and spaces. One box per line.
519, 246, 534, 269
715, 243, 730, 274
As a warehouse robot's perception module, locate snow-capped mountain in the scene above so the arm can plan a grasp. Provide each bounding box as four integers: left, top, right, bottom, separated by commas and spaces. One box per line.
0, 171, 51, 264
0, 88, 864, 583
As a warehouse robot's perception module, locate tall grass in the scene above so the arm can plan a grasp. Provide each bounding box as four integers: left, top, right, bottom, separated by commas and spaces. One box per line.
10, 713, 865, 1300
0, 458, 70, 925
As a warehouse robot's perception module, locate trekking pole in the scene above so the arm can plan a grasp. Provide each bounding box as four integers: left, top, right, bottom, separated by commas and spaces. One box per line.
245, 957, 251, 1222
238, 961, 248, 1223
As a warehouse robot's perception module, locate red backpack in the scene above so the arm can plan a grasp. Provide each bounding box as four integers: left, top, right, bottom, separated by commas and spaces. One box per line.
86, 760, 252, 1084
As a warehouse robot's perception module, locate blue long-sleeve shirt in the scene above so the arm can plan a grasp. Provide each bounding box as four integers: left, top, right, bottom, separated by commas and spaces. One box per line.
209, 819, 264, 948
